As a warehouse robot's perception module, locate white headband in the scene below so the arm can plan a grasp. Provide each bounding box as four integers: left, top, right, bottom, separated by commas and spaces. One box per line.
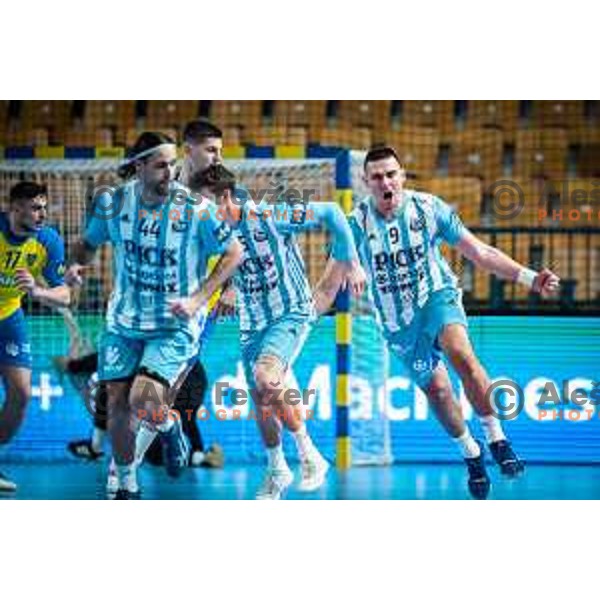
124, 142, 177, 164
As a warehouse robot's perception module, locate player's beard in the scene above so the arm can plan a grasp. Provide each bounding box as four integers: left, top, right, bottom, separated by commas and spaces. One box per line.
155, 180, 170, 198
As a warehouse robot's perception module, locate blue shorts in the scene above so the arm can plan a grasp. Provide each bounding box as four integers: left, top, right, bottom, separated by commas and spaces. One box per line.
0, 309, 31, 369
385, 287, 468, 389
98, 327, 199, 387
240, 312, 312, 387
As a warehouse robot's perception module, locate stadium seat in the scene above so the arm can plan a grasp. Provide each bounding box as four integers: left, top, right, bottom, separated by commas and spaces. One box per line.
514, 129, 568, 179
464, 101, 520, 137
486, 178, 548, 226
316, 126, 372, 149
244, 126, 290, 146
144, 100, 198, 130
546, 179, 600, 228
274, 100, 326, 127
4, 125, 49, 147
401, 101, 455, 135
417, 177, 482, 225
64, 126, 115, 147
82, 101, 136, 146
337, 101, 391, 132
447, 129, 504, 182
531, 101, 585, 129
574, 144, 600, 177
211, 101, 262, 131
381, 127, 440, 178
17, 101, 70, 144
221, 126, 243, 147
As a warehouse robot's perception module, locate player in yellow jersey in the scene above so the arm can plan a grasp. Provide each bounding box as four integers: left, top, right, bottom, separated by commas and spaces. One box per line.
0, 181, 70, 492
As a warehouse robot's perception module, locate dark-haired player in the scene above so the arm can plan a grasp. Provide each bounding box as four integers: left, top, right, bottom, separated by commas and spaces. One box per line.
194, 164, 366, 500
0, 182, 70, 492
317, 145, 560, 499
66, 132, 242, 499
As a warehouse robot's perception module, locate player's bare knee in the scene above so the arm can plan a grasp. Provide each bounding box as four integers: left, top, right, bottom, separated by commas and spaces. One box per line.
130, 375, 169, 426
426, 380, 453, 407
253, 359, 284, 395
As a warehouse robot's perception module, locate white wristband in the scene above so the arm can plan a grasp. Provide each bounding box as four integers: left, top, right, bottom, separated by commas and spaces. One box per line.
517, 268, 537, 289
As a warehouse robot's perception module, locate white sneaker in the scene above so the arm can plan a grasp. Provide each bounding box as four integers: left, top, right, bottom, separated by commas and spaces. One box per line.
106, 459, 119, 496
0, 471, 17, 493
106, 459, 139, 498
255, 465, 294, 500
297, 452, 329, 492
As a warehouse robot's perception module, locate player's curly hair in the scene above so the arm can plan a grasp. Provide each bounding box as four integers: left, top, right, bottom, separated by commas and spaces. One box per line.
117, 131, 176, 180
189, 163, 236, 196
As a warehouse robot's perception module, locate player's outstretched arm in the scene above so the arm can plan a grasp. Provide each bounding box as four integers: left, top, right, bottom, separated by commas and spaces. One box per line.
279, 201, 366, 297
65, 240, 98, 287
170, 238, 243, 319
14, 268, 71, 307
456, 231, 561, 297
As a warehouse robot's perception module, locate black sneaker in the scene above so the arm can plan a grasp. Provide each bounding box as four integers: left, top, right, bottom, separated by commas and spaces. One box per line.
67, 439, 104, 461
114, 488, 141, 500
464, 442, 491, 500
489, 440, 525, 478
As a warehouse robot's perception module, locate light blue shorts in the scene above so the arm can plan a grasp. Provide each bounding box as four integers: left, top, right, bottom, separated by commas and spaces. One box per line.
240, 312, 312, 387
98, 327, 199, 387
385, 287, 468, 389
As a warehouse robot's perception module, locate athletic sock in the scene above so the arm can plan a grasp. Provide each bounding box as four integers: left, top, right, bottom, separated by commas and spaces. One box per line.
91, 428, 105, 454
116, 463, 138, 493
266, 445, 288, 471
479, 414, 507, 444
291, 423, 316, 459
135, 424, 158, 464
453, 429, 481, 459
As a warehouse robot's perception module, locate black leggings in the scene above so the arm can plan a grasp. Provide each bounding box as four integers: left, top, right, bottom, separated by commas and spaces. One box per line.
145, 360, 209, 464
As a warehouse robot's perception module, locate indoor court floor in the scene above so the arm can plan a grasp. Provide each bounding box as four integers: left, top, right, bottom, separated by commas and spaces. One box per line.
2, 461, 600, 500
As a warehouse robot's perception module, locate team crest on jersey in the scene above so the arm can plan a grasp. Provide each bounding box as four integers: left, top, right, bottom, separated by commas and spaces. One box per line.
253, 230, 268, 243
409, 215, 426, 232
172, 221, 190, 233
5, 342, 19, 357
26, 253, 37, 267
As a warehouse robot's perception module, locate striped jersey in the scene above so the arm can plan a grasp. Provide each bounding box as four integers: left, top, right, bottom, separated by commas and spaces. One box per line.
348, 191, 467, 334
83, 180, 234, 339
232, 199, 357, 332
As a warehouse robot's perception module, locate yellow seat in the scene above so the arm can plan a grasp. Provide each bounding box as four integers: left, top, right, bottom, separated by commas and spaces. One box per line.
316, 126, 372, 149
418, 177, 482, 226
448, 129, 504, 182
464, 101, 520, 138
402, 101, 455, 135
83, 101, 136, 146
144, 100, 198, 130
338, 101, 391, 131
380, 127, 440, 179
514, 129, 568, 180
531, 101, 584, 129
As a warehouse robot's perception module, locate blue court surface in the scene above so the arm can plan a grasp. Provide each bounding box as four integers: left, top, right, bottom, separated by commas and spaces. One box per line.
2, 461, 600, 499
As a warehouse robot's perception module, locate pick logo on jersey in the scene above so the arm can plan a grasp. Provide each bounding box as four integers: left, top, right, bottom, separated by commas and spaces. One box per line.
123, 240, 178, 268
